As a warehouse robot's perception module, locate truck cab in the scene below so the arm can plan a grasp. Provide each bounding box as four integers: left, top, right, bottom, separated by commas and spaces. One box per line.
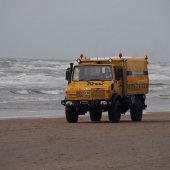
61, 55, 149, 123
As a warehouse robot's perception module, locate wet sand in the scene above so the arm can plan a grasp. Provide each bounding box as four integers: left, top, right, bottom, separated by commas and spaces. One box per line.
0, 112, 170, 170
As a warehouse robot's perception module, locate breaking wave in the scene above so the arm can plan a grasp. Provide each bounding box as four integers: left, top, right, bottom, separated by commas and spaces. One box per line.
10, 89, 64, 95
0, 58, 170, 103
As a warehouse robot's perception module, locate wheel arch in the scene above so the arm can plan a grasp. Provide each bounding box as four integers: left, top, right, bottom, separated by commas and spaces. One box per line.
111, 93, 122, 105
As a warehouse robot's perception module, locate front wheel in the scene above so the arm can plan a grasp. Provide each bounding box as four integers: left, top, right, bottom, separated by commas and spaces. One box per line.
65, 106, 78, 123
89, 109, 102, 122
130, 99, 143, 122
108, 100, 121, 123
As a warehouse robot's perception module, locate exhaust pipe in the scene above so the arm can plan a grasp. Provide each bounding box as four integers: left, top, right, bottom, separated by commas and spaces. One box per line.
68, 63, 74, 83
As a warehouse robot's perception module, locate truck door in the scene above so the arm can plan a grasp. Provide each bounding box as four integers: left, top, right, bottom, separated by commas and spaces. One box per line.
114, 67, 123, 96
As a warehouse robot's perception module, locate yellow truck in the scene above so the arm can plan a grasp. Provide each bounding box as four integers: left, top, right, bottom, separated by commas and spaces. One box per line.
61, 54, 149, 123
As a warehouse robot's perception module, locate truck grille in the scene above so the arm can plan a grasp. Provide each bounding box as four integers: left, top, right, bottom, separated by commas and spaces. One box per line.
75, 89, 105, 99
76, 90, 90, 98
91, 88, 105, 99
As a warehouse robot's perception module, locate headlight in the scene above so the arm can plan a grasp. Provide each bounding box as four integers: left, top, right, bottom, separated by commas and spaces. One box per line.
100, 101, 107, 105
66, 101, 72, 105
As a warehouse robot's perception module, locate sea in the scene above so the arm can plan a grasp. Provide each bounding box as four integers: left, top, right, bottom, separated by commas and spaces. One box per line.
0, 58, 169, 119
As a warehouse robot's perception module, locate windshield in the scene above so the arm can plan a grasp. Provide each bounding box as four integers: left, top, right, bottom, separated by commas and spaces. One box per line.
73, 65, 113, 81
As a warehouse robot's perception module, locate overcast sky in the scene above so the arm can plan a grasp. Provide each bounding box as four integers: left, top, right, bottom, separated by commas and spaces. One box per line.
0, 0, 170, 62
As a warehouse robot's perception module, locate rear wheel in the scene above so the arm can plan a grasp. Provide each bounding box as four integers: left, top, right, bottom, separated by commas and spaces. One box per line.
65, 106, 78, 123
90, 109, 102, 122
108, 100, 121, 123
130, 99, 143, 122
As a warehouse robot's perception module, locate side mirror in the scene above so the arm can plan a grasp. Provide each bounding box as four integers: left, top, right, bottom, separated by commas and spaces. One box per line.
66, 68, 70, 81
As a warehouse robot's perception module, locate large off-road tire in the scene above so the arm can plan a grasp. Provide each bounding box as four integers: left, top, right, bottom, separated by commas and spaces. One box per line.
130, 99, 143, 122
108, 100, 121, 123
89, 109, 102, 122
65, 106, 78, 123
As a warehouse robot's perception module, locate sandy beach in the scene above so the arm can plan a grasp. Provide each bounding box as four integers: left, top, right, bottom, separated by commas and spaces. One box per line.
0, 112, 170, 170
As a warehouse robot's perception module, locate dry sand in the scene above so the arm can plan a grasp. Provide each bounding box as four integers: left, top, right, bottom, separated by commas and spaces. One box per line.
0, 112, 170, 170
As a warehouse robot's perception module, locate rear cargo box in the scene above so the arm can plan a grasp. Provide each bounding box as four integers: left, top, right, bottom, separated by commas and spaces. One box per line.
125, 58, 149, 95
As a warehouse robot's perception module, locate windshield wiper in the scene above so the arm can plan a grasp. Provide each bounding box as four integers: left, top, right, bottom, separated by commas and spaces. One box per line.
88, 79, 101, 81
77, 78, 102, 81
79, 79, 88, 81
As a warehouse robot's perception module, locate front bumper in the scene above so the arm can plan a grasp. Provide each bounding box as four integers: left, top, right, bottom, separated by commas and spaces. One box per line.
61, 100, 112, 107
